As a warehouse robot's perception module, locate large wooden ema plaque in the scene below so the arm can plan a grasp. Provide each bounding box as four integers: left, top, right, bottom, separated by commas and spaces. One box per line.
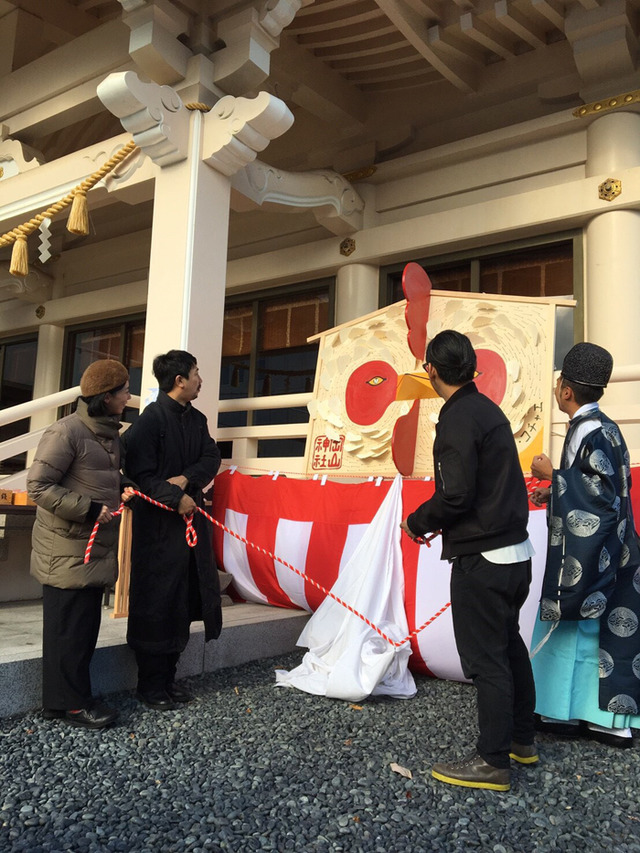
305, 264, 573, 479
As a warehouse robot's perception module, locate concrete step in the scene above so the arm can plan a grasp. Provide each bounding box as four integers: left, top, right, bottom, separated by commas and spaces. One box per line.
0, 601, 310, 718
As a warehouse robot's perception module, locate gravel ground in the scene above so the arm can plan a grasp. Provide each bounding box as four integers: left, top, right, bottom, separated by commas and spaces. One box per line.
1, 651, 639, 853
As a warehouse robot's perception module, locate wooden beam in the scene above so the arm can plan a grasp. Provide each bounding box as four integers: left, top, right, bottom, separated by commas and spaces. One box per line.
494, 1, 547, 48
531, 0, 565, 33
374, 0, 477, 92
398, 0, 442, 19
4, 0, 97, 36
427, 24, 485, 65
460, 11, 516, 59
0, 280, 148, 335
0, 9, 18, 76
7, 65, 135, 139
77, 0, 113, 9
0, 19, 130, 122
272, 35, 367, 126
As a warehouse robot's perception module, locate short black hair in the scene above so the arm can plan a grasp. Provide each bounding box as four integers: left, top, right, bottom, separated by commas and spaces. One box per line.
83, 381, 129, 417
560, 377, 604, 405
425, 330, 476, 386
153, 350, 197, 393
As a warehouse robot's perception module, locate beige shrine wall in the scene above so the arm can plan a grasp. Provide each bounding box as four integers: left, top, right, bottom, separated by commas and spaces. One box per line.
0, 1, 638, 612
1, 105, 639, 464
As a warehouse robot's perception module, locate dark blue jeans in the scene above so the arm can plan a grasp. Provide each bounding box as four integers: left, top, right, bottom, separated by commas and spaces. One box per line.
450, 553, 536, 769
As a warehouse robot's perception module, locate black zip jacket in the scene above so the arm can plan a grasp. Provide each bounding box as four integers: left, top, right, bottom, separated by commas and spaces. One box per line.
407, 382, 529, 559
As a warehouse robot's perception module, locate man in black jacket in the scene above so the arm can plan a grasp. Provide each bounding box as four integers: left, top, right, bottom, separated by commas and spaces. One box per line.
125, 350, 222, 711
401, 330, 535, 791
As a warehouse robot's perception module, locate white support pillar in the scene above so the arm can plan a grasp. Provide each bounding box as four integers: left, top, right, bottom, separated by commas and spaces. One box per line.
142, 108, 229, 422
335, 263, 379, 326
584, 110, 640, 455
98, 73, 294, 426
28, 323, 65, 464
31, 324, 64, 417
585, 111, 640, 177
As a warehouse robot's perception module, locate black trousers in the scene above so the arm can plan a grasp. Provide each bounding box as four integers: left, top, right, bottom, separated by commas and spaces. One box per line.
42, 584, 104, 711
135, 650, 180, 694
450, 553, 536, 769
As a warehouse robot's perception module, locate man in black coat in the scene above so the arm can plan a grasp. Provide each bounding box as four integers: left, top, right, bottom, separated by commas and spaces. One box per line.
125, 350, 222, 710
401, 330, 536, 791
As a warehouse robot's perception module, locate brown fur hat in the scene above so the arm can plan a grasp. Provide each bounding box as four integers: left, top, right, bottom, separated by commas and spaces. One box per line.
80, 359, 129, 397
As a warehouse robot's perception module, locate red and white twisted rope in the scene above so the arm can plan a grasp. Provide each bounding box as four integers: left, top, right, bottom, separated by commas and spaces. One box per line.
85, 488, 450, 648
83, 504, 125, 564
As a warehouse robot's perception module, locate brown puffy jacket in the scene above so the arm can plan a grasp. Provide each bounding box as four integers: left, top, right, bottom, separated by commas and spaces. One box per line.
27, 399, 122, 589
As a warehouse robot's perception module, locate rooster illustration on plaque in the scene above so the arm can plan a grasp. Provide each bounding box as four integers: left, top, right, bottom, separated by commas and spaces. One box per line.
305, 263, 564, 478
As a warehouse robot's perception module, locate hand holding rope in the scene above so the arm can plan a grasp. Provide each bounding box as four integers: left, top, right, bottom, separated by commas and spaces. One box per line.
84, 487, 451, 648
84, 489, 198, 564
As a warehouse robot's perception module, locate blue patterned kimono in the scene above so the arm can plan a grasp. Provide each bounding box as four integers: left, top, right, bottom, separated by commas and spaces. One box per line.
537, 410, 640, 715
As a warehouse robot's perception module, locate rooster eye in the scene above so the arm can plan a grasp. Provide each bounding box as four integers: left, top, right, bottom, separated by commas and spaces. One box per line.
366, 376, 386, 386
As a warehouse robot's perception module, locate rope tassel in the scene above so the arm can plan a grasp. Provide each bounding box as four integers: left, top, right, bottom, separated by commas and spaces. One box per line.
67, 189, 89, 236
0, 139, 137, 277
9, 234, 29, 277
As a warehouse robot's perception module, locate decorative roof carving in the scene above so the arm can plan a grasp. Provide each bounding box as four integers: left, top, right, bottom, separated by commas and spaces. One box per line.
260, 0, 314, 38
203, 92, 294, 177
0, 136, 45, 181
97, 71, 190, 166
0, 264, 52, 303
232, 161, 364, 235
118, 0, 191, 85
213, 0, 313, 95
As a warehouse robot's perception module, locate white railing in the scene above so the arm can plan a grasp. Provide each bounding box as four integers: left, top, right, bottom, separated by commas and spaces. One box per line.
0, 386, 82, 428
217, 392, 312, 477
0, 389, 141, 489
2, 362, 638, 488
220, 367, 640, 475
218, 392, 311, 414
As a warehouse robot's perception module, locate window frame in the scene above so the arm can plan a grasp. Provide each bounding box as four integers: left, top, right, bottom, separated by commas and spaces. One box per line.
0, 333, 38, 405
0, 333, 38, 474
221, 277, 336, 428
62, 312, 146, 390
379, 231, 583, 341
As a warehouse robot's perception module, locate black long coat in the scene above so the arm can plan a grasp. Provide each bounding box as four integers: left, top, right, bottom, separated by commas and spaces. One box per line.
124, 391, 222, 655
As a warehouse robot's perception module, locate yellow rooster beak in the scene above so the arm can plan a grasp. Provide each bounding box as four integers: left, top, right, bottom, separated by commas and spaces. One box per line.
396, 368, 482, 401
395, 372, 439, 401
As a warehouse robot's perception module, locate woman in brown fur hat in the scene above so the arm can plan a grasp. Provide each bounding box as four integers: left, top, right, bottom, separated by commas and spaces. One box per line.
27, 359, 131, 729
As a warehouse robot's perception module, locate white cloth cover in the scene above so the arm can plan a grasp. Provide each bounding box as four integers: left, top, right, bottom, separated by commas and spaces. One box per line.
275, 475, 417, 701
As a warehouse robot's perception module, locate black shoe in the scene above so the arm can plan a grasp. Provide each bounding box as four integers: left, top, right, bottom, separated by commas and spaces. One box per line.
167, 683, 194, 703
509, 742, 539, 765
65, 703, 117, 729
586, 727, 634, 749
432, 752, 510, 791
136, 689, 178, 711
41, 708, 65, 720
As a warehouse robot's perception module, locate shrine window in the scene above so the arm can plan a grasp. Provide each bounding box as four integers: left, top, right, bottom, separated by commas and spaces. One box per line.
63, 316, 145, 422
219, 279, 334, 458
381, 233, 580, 369
0, 336, 37, 475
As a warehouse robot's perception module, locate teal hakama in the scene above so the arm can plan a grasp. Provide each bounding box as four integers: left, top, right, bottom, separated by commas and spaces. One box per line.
533, 410, 640, 722
531, 617, 640, 729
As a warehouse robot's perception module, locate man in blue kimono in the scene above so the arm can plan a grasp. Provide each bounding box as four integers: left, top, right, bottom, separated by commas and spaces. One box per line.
530, 342, 640, 747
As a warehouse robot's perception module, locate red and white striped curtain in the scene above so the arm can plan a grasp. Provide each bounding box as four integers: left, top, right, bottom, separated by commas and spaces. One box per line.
212, 468, 640, 682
